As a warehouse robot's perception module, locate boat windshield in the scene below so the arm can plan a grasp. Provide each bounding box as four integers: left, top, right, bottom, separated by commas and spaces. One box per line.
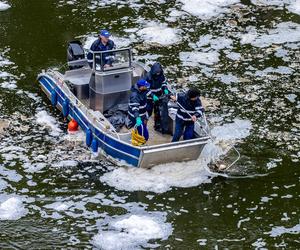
93, 48, 132, 72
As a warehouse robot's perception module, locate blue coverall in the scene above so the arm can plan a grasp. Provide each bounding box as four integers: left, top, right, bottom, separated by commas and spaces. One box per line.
172, 93, 204, 142
127, 85, 149, 141
145, 62, 169, 132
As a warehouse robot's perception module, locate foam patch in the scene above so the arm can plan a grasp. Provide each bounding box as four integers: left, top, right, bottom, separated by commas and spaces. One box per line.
100, 119, 252, 193
268, 223, 300, 237
93, 213, 172, 249
178, 0, 240, 19
240, 22, 300, 48
179, 51, 220, 65
0, 196, 28, 220
35, 110, 62, 136
137, 23, 180, 46
0, 1, 10, 11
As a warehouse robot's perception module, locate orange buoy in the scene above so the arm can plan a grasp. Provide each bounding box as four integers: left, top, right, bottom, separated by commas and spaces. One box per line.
68, 119, 78, 132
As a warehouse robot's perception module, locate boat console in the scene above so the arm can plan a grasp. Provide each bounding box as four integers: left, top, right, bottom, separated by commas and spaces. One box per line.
64, 43, 147, 113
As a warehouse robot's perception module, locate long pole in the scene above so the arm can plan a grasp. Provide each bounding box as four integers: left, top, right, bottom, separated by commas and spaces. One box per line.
175, 98, 240, 171
175, 100, 211, 138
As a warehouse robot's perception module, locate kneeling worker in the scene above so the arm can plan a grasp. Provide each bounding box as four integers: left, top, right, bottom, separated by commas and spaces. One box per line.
171, 88, 204, 142
127, 79, 150, 142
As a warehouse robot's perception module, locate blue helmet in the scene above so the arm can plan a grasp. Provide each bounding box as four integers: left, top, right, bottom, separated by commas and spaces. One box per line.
137, 79, 150, 88
99, 29, 110, 38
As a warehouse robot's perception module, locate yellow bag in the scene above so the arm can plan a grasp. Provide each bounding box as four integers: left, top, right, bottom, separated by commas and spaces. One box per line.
131, 128, 146, 146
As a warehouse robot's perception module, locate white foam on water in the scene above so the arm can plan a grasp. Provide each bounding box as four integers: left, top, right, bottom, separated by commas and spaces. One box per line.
251, 238, 267, 248
0, 1, 10, 11
44, 201, 74, 211
35, 110, 62, 136
193, 34, 233, 51
88, 0, 143, 10
185, 35, 233, 66
285, 93, 297, 103
288, 0, 300, 15
217, 73, 239, 84
250, 0, 286, 6
0, 178, 7, 191
178, 0, 240, 19
0, 165, 23, 182
254, 66, 294, 77
0, 48, 20, 90
240, 22, 300, 48
166, 8, 187, 21
100, 119, 252, 193
134, 54, 162, 67
226, 51, 241, 61
179, 51, 220, 66
0, 196, 28, 220
268, 223, 300, 237
53, 160, 78, 168
137, 22, 180, 46
93, 214, 172, 250
250, 0, 300, 14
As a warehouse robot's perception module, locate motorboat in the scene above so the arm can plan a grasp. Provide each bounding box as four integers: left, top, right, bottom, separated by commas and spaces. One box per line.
37, 41, 210, 168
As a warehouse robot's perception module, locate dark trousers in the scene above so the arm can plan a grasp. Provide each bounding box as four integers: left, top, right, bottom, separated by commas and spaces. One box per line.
128, 116, 149, 141
147, 95, 169, 133
172, 117, 194, 142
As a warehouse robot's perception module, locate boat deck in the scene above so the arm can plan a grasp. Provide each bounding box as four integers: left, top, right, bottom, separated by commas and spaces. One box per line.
119, 117, 172, 146
80, 98, 173, 146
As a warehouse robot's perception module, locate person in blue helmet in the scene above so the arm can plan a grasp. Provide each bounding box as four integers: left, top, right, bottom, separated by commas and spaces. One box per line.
145, 62, 170, 133
87, 29, 116, 68
127, 79, 150, 141
171, 88, 204, 142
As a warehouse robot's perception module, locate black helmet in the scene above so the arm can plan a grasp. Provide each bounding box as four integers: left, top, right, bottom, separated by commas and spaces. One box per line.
187, 88, 200, 99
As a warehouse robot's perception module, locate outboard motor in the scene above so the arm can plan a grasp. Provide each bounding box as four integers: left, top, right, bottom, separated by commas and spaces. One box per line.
67, 41, 85, 69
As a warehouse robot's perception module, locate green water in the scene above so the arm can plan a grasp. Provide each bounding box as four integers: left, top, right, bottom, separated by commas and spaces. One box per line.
0, 0, 299, 249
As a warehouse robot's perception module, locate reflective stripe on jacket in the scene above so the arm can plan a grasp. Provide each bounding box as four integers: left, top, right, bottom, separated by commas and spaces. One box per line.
145, 62, 168, 98
128, 85, 148, 120
176, 93, 203, 121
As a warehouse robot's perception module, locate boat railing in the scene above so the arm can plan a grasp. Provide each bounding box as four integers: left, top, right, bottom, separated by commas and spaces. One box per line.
47, 69, 121, 140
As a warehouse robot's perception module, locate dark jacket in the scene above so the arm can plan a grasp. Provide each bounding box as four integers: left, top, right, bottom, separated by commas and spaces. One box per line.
128, 85, 148, 120
145, 62, 168, 98
176, 93, 204, 122
87, 38, 115, 68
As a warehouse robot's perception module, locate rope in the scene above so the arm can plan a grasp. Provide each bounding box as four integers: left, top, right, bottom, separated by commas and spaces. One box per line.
131, 125, 146, 146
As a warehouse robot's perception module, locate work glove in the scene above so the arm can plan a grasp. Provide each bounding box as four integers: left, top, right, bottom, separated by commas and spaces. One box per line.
164, 89, 169, 95
136, 117, 142, 127
153, 95, 159, 102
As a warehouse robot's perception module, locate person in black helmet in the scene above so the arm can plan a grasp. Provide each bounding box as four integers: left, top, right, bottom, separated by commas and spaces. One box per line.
170, 88, 204, 142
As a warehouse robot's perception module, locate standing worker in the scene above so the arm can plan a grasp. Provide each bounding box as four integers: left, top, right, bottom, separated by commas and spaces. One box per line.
145, 62, 170, 133
127, 79, 150, 142
170, 88, 204, 142
87, 29, 116, 68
